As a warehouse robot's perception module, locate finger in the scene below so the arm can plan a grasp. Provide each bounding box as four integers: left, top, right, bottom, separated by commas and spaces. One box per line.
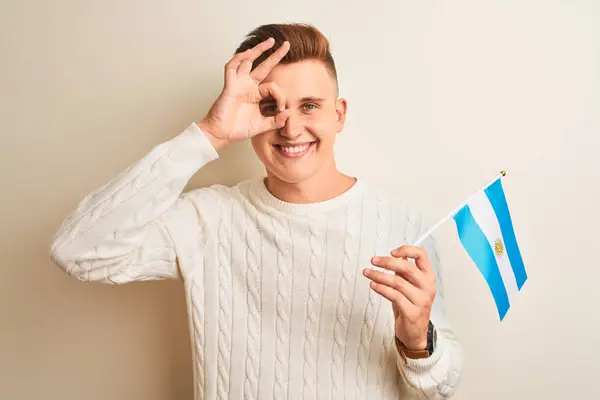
368, 280, 417, 313
224, 38, 275, 79
258, 82, 286, 111
241, 37, 277, 63
268, 108, 292, 131
255, 108, 292, 134
371, 256, 423, 286
225, 49, 252, 77
237, 59, 254, 76
224, 55, 246, 87
391, 245, 431, 273
251, 41, 290, 82
363, 268, 423, 305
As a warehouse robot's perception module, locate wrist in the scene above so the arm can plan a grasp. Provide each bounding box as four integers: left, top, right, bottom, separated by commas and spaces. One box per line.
196, 120, 230, 151
398, 336, 428, 351
396, 321, 436, 360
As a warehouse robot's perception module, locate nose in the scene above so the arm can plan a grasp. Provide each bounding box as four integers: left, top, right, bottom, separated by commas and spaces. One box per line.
279, 113, 304, 140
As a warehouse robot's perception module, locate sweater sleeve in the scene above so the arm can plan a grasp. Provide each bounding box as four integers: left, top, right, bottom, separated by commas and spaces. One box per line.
396, 212, 465, 399
50, 122, 219, 284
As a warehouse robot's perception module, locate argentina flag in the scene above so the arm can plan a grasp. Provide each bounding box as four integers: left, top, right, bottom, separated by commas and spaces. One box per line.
452, 173, 528, 320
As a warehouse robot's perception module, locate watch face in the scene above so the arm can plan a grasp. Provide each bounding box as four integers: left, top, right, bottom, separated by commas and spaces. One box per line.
427, 321, 435, 355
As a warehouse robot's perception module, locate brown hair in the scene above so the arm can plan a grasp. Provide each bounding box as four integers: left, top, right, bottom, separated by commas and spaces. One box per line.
235, 23, 338, 83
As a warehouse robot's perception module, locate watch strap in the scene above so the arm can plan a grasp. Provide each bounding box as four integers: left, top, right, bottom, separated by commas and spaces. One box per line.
396, 321, 437, 360
396, 337, 431, 360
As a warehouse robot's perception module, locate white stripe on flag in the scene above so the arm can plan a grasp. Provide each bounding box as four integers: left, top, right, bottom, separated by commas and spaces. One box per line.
468, 191, 520, 302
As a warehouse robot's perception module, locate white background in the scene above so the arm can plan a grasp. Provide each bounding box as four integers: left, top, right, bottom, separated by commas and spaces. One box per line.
1, 0, 599, 398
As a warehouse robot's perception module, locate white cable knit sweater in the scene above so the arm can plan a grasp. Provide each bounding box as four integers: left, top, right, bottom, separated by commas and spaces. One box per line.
50, 122, 463, 399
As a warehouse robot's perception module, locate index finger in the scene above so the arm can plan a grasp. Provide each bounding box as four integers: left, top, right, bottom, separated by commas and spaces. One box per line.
251, 41, 290, 82
390, 245, 431, 272
242, 37, 277, 61
226, 38, 275, 73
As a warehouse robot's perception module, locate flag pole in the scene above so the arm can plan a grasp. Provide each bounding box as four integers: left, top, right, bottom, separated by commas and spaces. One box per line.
412, 170, 506, 246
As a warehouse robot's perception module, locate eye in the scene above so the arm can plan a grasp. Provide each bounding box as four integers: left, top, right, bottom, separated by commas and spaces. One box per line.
260, 104, 278, 116
302, 103, 318, 112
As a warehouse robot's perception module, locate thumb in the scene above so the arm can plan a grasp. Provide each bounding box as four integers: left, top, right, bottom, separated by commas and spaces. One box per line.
265, 108, 292, 131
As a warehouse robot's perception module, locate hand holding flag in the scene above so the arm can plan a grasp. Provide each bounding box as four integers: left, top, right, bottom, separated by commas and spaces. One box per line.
363, 246, 436, 350
363, 170, 527, 356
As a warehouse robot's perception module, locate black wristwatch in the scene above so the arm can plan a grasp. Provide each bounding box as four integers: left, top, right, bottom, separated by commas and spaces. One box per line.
425, 320, 436, 355
396, 320, 437, 360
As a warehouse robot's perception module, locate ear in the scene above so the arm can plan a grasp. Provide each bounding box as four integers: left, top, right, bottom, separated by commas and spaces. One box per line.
335, 98, 348, 133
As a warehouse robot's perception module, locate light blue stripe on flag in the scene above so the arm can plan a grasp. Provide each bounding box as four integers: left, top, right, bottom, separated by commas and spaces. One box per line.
454, 205, 510, 320
485, 179, 528, 289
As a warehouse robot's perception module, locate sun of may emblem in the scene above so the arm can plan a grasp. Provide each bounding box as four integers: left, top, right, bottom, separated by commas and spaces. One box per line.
494, 238, 505, 257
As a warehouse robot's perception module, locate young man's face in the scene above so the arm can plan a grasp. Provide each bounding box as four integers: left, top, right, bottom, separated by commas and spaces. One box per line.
251, 59, 347, 185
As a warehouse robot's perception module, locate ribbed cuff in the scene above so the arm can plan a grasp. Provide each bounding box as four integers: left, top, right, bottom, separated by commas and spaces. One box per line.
182, 122, 220, 163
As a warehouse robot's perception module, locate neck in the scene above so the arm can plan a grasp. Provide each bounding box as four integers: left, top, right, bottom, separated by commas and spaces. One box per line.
265, 166, 356, 204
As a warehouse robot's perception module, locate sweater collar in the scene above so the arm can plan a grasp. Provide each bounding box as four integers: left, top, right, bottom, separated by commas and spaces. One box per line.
248, 176, 363, 215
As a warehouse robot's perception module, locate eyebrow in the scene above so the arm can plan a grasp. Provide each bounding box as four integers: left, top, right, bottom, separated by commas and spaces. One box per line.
299, 97, 325, 103
259, 96, 326, 105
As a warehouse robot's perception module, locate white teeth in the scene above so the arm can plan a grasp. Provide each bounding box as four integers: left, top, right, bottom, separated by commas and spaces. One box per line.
281, 144, 310, 154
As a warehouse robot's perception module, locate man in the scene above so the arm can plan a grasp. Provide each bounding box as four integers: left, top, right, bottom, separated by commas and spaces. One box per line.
51, 24, 463, 399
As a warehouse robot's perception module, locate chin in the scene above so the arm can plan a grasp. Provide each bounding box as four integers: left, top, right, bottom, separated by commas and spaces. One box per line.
267, 169, 315, 185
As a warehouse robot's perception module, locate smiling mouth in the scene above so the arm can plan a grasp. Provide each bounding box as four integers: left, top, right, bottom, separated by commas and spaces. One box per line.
273, 141, 317, 158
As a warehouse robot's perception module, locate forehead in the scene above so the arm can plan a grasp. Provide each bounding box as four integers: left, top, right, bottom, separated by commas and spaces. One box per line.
261, 60, 337, 100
